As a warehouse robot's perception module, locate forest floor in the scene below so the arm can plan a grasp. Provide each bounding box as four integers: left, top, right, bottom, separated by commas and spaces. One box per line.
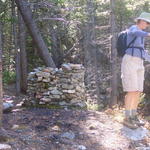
0, 84, 150, 150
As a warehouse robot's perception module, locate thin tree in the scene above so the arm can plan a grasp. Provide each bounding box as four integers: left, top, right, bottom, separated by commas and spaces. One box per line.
12, 0, 21, 95
0, 19, 10, 141
18, 12, 27, 93
0, 21, 3, 128
110, 0, 118, 106
14, 0, 56, 68
84, 0, 101, 109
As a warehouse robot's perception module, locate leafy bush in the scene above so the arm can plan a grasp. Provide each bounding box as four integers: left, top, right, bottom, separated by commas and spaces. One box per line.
3, 70, 16, 84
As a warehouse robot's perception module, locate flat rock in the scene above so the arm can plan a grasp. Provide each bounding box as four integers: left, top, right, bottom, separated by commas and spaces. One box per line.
121, 127, 149, 141
50, 89, 62, 95
61, 131, 75, 139
3, 102, 14, 112
0, 144, 12, 150
61, 64, 72, 72
73, 144, 87, 150
136, 147, 150, 150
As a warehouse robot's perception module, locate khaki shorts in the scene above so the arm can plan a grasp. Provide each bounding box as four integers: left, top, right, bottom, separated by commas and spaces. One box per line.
121, 54, 145, 92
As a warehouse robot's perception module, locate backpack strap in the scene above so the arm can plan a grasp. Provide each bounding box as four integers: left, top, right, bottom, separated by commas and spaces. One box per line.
127, 36, 137, 56
127, 36, 137, 49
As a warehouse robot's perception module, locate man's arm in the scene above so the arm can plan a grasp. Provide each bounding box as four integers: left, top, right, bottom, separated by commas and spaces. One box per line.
128, 28, 150, 37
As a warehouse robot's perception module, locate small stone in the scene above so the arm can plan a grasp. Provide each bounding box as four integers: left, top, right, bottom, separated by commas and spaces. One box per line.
61, 131, 75, 139
62, 64, 72, 72
3, 102, 14, 112
59, 101, 68, 106
63, 90, 76, 94
39, 101, 46, 104
36, 71, 42, 77
0, 144, 12, 150
89, 125, 96, 130
43, 68, 54, 73
62, 84, 74, 89
76, 86, 82, 91
12, 124, 19, 130
75, 102, 87, 108
50, 95, 61, 99
77, 145, 87, 150
70, 64, 84, 70
28, 72, 36, 79
37, 76, 43, 81
51, 89, 63, 95
52, 125, 61, 131
42, 78, 50, 82
41, 97, 51, 102
121, 127, 149, 141
48, 87, 57, 90
43, 91, 50, 96
73, 145, 87, 150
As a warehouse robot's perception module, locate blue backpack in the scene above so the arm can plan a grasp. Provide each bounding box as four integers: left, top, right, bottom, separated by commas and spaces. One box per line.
116, 30, 137, 57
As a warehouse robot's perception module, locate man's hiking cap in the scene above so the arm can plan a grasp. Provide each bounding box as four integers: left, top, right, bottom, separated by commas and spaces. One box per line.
135, 12, 150, 23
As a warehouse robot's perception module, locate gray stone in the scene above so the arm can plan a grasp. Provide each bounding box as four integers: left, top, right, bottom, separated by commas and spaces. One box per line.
59, 101, 68, 106
35, 71, 42, 77
136, 147, 150, 150
63, 90, 76, 94
3, 102, 14, 112
62, 64, 72, 72
37, 76, 43, 81
43, 91, 50, 96
50, 95, 61, 99
36, 72, 50, 78
42, 78, 50, 82
61, 131, 75, 139
75, 102, 87, 108
28, 72, 36, 79
50, 89, 63, 95
70, 64, 84, 70
0, 144, 12, 150
73, 145, 87, 150
41, 97, 51, 102
121, 127, 149, 141
62, 84, 74, 89
77, 145, 87, 150
48, 87, 57, 90
39, 101, 46, 104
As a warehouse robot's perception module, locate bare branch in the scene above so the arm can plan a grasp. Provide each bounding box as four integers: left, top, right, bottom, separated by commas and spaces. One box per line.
36, 17, 67, 22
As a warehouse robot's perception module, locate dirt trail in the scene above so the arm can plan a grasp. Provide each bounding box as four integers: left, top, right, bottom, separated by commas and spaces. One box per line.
0, 84, 150, 150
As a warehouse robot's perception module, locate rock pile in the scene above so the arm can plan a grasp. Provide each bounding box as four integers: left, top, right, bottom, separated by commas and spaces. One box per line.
25, 64, 86, 108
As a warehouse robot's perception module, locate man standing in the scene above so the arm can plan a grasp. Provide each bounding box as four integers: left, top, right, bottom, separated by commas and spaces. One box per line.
121, 12, 150, 129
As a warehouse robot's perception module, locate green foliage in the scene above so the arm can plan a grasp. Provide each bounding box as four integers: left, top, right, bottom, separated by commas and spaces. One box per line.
114, 0, 150, 31
86, 102, 104, 111
3, 70, 16, 84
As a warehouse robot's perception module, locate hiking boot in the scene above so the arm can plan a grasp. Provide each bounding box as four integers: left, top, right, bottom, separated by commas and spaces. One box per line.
131, 116, 145, 126
123, 117, 138, 129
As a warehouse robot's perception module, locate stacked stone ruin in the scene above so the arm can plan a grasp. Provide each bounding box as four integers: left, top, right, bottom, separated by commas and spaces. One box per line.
25, 64, 86, 108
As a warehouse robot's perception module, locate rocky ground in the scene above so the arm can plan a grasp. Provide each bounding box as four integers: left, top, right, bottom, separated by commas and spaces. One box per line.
0, 85, 150, 150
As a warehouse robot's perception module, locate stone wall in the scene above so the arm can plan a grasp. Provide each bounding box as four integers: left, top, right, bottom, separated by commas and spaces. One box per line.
24, 64, 86, 108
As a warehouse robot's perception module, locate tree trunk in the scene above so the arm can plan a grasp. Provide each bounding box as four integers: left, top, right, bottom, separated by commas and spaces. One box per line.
50, 27, 63, 68
84, 0, 101, 110
14, 0, 56, 68
12, 0, 21, 95
110, 0, 118, 107
0, 22, 3, 128
18, 12, 28, 94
